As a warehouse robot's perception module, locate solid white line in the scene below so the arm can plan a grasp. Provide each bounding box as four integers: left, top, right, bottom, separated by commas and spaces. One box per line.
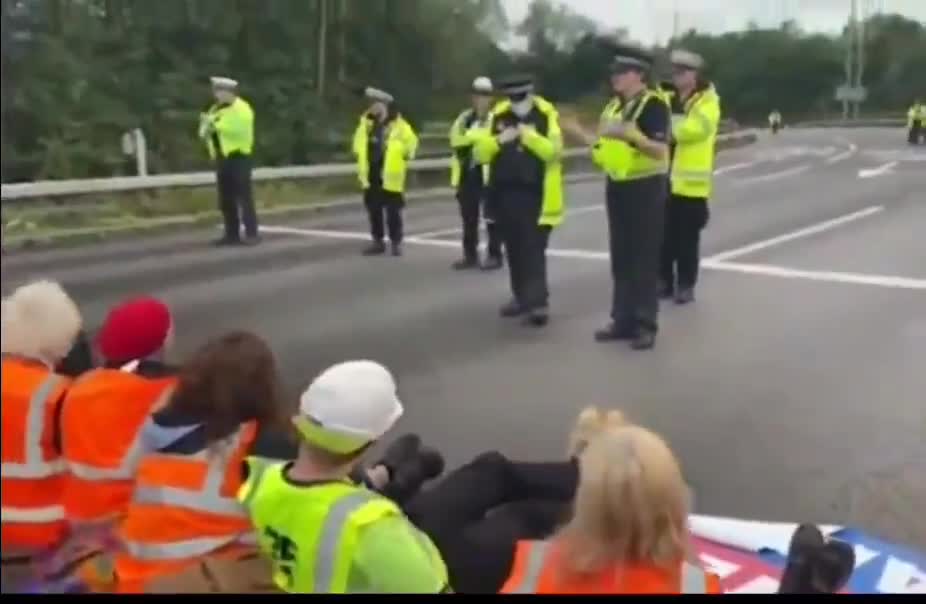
409, 204, 605, 240
858, 161, 898, 179
825, 143, 858, 165
705, 206, 884, 263
732, 164, 811, 185
706, 261, 926, 290
714, 161, 759, 175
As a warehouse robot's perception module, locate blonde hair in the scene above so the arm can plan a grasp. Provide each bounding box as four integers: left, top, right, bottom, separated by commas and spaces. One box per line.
1, 280, 82, 364
567, 406, 629, 457
556, 424, 691, 576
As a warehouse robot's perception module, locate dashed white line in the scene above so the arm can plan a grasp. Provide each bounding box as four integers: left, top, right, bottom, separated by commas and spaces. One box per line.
732, 164, 811, 185
705, 206, 884, 263
825, 142, 858, 165
714, 161, 759, 175
858, 161, 898, 179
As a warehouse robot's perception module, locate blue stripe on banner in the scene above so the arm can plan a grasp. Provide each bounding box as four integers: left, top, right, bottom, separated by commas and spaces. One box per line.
758, 528, 926, 594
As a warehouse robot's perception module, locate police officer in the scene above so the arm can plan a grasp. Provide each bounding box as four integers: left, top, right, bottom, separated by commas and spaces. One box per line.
592, 47, 671, 351
908, 99, 924, 145
660, 50, 721, 305
474, 75, 565, 327
449, 77, 504, 271
199, 77, 259, 246
352, 87, 420, 257
769, 109, 783, 134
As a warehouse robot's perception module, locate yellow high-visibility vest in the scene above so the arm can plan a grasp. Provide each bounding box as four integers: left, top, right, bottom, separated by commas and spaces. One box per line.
199, 97, 255, 160
670, 84, 721, 199
351, 114, 419, 194
592, 90, 670, 182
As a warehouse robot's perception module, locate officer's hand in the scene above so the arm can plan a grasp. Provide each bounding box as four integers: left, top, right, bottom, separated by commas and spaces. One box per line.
497, 128, 519, 144
600, 121, 633, 141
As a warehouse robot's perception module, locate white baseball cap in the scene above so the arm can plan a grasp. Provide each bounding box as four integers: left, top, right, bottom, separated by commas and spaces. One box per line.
472, 76, 493, 95
293, 361, 404, 454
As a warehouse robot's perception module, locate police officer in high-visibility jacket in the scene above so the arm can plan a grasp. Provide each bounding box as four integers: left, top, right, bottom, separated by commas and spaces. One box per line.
474, 75, 565, 328
908, 100, 924, 145
768, 110, 783, 134
352, 87, 420, 257
239, 361, 449, 593
449, 77, 504, 271
199, 77, 259, 246
591, 47, 671, 351
659, 50, 721, 305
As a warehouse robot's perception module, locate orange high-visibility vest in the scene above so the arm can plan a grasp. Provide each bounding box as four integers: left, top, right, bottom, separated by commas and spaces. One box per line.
61, 369, 177, 524
500, 540, 723, 594
113, 421, 259, 593
1, 358, 71, 551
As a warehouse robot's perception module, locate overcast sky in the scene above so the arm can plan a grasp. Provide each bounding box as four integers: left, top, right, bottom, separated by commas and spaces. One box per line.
502, 0, 926, 44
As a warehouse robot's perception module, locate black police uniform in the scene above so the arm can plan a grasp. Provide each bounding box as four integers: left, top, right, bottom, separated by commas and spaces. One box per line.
453, 108, 503, 269
490, 76, 554, 325
595, 52, 671, 350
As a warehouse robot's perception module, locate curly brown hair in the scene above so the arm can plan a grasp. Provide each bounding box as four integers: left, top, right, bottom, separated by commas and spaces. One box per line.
169, 331, 284, 444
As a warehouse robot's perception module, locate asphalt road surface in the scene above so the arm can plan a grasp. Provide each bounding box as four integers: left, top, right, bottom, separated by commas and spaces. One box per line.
3, 128, 925, 549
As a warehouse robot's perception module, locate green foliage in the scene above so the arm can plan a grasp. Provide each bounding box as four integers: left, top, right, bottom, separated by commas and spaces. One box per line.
2, 0, 923, 183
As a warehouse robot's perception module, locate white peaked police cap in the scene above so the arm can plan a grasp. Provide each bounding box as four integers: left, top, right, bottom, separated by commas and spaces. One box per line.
365, 87, 395, 104
670, 49, 705, 71
294, 361, 404, 455
210, 76, 239, 90
472, 76, 494, 95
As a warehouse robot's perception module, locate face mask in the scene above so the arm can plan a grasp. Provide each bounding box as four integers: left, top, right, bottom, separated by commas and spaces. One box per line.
511, 95, 533, 117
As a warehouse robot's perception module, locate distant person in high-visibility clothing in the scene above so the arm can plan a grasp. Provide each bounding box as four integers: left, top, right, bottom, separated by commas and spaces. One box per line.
907, 99, 924, 145
659, 50, 721, 305
768, 109, 783, 134
60, 298, 179, 567
449, 77, 504, 271
239, 360, 450, 593
353, 87, 420, 257
199, 76, 259, 246
1, 280, 82, 592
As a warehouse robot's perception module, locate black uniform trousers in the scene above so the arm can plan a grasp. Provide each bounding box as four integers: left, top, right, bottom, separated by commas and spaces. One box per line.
364, 185, 404, 244
606, 176, 668, 334
457, 179, 503, 261
909, 120, 922, 145
217, 154, 259, 240
495, 187, 551, 311
660, 195, 710, 291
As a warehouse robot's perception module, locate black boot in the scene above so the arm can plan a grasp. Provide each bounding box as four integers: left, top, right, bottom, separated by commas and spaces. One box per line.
523, 307, 549, 327
499, 299, 524, 318
363, 241, 386, 256
375, 434, 422, 476
631, 330, 656, 351
391, 242, 403, 257
594, 322, 635, 342
481, 255, 504, 271
453, 257, 479, 270
384, 447, 446, 502
674, 287, 695, 305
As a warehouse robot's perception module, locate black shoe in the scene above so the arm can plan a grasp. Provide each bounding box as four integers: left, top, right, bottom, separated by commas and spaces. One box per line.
594, 323, 635, 342
391, 242, 403, 257
499, 300, 524, 318
386, 447, 446, 502
631, 331, 656, 351
523, 307, 549, 327
242, 235, 262, 247
481, 256, 504, 271
659, 281, 675, 300
376, 434, 422, 476
363, 241, 386, 256
453, 258, 479, 270
674, 288, 695, 305
213, 236, 241, 247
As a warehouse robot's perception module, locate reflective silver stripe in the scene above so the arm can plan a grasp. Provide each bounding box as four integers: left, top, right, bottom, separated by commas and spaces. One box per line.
123, 534, 242, 561
132, 486, 247, 517
508, 540, 552, 594
671, 168, 713, 182
314, 490, 382, 593
681, 562, 708, 593
1, 504, 66, 523
2, 375, 67, 482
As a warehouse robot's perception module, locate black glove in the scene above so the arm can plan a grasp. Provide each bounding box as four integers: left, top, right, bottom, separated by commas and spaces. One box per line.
778, 524, 855, 594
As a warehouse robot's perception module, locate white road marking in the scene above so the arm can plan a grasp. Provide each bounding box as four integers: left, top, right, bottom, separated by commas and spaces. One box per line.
409, 204, 605, 240
858, 161, 899, 179
261, 222, 925, 290
706, 261, 926, 290
825, 142, 858, 164
714, 161, 759, 175
732, 164, 811, 185
705, 206, 884, 263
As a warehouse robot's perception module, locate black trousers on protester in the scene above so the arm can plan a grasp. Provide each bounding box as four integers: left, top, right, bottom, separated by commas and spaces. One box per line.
457, 184, 503, 261
660, 195, 710, 292
495, 187, 551, 311
364, 186, 404, 243
217, 154, 259, 240
606, 177, 668, 334
400, 453, 577, 594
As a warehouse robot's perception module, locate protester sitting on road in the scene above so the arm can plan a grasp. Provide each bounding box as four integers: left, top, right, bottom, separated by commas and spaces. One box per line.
239, 360, 451, 593
500, 422, 723, 594
58, 298, 180, 574
89, 331, 285, 593
1, 280, 82, 593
